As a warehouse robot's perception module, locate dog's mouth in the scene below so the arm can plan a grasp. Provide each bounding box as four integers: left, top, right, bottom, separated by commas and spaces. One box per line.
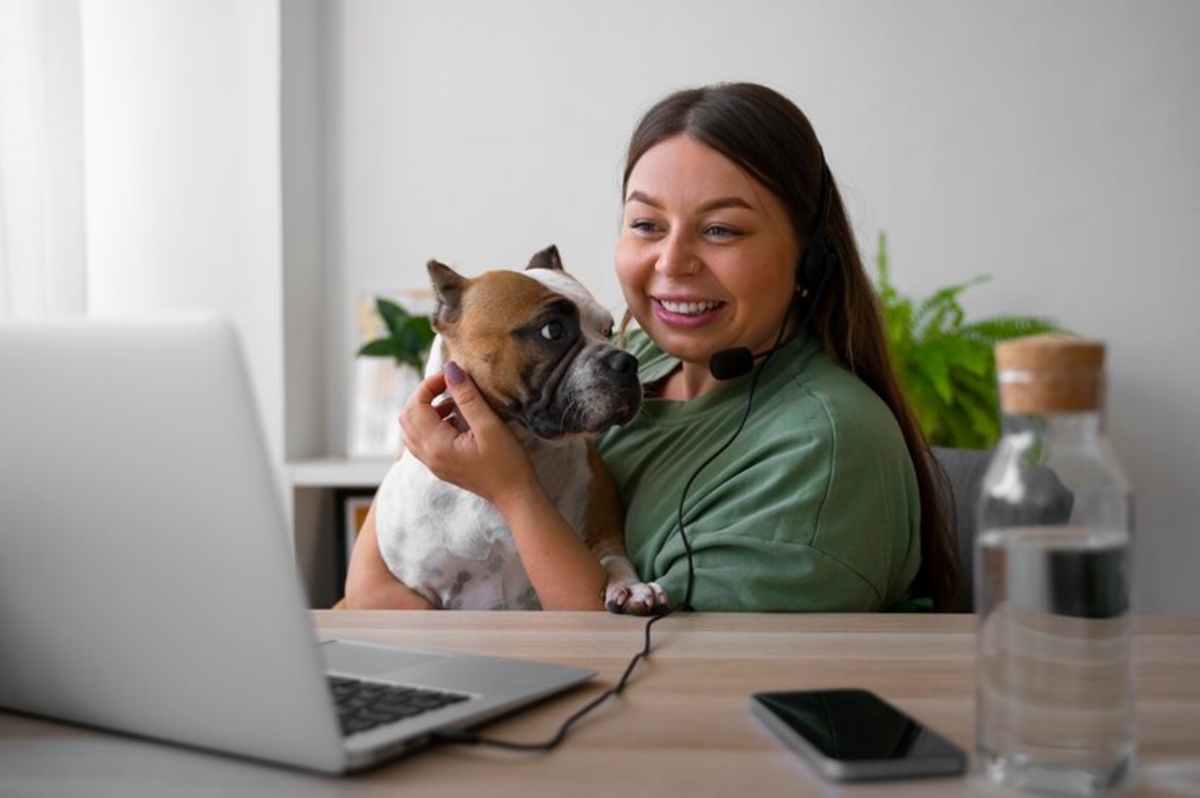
500, 341, 642, 440
611, 400, 639, 427
520, 379, 642, 440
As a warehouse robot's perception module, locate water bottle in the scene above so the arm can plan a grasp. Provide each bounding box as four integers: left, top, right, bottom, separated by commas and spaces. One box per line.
975, 335, 1134, 795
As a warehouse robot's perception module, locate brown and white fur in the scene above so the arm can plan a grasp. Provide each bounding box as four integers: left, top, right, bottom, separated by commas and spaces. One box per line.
373, 245, 667, 613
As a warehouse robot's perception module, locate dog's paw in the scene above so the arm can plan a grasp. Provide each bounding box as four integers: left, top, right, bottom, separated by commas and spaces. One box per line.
604, 580, 670, 616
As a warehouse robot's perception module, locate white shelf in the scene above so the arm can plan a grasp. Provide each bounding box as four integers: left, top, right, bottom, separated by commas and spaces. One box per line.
288, 457, 393, 609
287, 457, 392, 488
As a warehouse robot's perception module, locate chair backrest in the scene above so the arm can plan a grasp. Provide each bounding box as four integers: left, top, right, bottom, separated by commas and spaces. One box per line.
931, 447, 993, 611
930, 446, 1073, 611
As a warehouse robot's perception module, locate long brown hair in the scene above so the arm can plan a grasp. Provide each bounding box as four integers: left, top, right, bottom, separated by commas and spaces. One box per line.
623, 83, 962, 611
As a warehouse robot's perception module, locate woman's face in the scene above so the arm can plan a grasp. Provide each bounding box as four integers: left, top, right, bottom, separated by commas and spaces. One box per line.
617, 135, 800, 370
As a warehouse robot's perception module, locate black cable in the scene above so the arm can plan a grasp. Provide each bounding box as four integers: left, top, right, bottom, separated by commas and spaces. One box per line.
431, 319, 787, 752
673, 319, 787, 610
431, 610, 673, 751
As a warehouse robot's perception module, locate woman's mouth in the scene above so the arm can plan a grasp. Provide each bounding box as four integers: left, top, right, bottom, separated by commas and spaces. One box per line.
652, 297, 726, 327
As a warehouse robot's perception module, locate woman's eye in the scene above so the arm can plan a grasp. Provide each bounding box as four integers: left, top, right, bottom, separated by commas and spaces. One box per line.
630, 219, 659, 234
705, 224, 738, 238
541, 321, 564, 341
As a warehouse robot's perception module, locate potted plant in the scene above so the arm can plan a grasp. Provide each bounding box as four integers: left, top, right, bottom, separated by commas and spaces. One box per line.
349, 296, 436, 458
356, 298, 435, 370
873, 232, 1062, 449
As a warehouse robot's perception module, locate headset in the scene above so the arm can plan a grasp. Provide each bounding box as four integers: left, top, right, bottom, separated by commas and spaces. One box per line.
671, 157, 837, 609
433, 158, 839, 752
709, 161, 836, 381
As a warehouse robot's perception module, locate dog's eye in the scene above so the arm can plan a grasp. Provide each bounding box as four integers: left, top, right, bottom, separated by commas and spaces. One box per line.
540, 321, 564, 341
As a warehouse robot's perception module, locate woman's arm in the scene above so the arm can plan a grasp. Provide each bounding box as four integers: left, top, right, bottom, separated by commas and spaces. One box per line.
343, 502, 435, 609
399, 362, 607, 610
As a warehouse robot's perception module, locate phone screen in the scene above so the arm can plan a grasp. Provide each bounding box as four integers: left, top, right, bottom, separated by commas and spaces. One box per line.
750, 688, 966, 781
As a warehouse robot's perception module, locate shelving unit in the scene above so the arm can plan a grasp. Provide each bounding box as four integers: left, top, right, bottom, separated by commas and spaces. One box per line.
290, 458, 392, 489
288, 457, 391, 608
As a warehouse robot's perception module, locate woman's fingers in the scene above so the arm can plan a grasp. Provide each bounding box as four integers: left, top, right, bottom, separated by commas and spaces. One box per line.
441, 361, 499, 438
399, 370, 460, 459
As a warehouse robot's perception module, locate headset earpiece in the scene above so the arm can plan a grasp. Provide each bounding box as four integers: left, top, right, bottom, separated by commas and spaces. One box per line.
711, 159, 838, 382
796, 162, 836, 292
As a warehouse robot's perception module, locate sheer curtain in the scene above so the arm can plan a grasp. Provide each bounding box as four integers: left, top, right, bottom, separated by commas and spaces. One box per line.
0, 0, 85, 319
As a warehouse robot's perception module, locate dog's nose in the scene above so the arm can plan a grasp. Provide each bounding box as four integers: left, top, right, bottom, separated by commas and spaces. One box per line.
603, 350, 638, 375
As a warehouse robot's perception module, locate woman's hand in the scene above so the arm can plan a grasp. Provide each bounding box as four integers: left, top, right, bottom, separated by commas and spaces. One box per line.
401, 361, 607, 610
399, 361, 538, 506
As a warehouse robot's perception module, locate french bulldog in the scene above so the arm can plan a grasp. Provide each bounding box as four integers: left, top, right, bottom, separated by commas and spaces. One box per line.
373, 245, 666, 614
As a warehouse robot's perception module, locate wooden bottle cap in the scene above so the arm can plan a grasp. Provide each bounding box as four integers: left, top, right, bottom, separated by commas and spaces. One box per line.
994, 334, 1105, 414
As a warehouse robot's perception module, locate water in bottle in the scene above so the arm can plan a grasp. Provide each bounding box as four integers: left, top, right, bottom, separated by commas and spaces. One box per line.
976, 336, 1134, 795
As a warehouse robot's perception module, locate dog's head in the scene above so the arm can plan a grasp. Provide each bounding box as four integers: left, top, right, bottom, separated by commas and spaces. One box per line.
426, 245, 642, 439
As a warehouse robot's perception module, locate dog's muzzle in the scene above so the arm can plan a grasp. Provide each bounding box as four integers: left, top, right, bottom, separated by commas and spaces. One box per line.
521, 346, 642, 439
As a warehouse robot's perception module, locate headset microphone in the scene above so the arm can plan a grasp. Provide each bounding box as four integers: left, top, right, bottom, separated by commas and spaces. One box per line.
709, 161, 836, 383
709, 343, 784, 381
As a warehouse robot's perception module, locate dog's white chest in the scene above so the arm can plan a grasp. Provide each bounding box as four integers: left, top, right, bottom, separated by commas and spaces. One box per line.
374, 439, 589, 610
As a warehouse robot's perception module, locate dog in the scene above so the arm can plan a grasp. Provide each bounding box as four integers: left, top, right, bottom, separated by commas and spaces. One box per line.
372, 245, 667, 614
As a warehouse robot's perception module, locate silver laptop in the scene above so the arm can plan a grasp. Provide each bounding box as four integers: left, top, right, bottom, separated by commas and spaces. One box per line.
0, 313, 595, 774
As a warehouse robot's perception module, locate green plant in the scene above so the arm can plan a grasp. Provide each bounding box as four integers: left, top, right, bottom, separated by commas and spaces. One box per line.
356, 298, 435, 371
873, 232, 1062, 449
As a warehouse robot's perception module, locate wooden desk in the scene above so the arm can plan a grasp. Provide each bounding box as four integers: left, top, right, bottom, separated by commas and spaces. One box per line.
2, 613, 1198, 796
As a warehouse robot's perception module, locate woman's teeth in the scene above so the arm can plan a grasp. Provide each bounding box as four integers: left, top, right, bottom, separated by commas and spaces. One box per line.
658, 299, 721, 315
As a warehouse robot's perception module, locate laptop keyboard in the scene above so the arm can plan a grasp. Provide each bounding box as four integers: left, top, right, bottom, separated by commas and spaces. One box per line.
327, 675, 471, 736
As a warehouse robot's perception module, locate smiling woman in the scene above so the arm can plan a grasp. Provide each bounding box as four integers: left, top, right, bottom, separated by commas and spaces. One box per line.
597, 82, 963, 613
617, 135, 801, 399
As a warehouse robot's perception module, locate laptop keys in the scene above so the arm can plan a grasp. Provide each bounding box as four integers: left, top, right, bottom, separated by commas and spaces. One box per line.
327, 676, 470, 736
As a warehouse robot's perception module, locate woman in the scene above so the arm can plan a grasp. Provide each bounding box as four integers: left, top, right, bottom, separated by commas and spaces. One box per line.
345, 82, 961, 612
599, 83, 959, 612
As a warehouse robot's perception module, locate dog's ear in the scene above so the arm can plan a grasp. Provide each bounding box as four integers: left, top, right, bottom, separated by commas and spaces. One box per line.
427, 260, 466, 326
526, 244, 563, 272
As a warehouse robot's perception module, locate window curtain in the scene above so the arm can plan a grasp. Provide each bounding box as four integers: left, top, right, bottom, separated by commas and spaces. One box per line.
0, 0, 86, 319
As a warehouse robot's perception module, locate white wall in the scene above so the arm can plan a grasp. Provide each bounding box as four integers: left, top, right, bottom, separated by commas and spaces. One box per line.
81, 0, 285, 479
81, 0, 1200, 612
318, 0, 1200, 612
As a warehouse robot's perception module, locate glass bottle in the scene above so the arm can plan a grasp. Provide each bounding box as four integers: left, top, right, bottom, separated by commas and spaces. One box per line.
975, 335, 1134, 795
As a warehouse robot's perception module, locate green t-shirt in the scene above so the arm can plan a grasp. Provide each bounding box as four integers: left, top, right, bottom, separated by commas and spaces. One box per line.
595, 330, 922, 612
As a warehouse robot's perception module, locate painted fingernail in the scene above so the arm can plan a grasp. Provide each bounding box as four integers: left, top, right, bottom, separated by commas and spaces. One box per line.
444, 361, 465, 386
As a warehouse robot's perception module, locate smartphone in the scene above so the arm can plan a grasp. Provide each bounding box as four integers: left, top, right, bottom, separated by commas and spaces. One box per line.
750, 688, 967, 782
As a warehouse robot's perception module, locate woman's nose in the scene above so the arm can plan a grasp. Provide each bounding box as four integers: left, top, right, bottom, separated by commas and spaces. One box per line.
655, 233, 698, 277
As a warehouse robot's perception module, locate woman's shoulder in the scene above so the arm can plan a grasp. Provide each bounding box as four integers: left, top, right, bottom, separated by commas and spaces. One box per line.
768, 341, 904, 443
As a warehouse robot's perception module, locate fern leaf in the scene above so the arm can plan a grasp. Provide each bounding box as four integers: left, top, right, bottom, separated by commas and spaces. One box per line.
871, 232, 1064, 449
949, 338, 993, 378
958, 378, 1003, 448
912, 277, 989, 336
909, 347, 955, 405
875, 232, 894, 297
964, 315, 1063, 343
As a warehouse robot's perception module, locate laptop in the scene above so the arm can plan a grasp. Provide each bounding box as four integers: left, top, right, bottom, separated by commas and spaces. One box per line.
0, 313, 595, 774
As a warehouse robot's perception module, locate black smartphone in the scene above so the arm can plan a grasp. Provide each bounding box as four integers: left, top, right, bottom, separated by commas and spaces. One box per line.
750, 688, 967, 782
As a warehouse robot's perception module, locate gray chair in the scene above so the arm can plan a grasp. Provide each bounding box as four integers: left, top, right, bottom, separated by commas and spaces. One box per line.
931, 446, 1073, 611
931, 447, 993, 611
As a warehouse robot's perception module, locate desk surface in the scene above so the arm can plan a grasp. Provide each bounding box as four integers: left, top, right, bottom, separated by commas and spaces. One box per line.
3, 612, 1199, 797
